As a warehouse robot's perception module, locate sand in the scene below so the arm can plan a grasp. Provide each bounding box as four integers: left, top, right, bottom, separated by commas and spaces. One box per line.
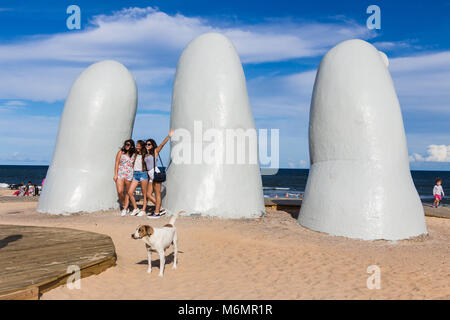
0, 200, 449, 300
0, 189, 15, 197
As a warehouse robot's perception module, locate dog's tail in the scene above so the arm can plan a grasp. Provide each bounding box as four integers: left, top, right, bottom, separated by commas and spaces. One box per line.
169, 210, 185, 225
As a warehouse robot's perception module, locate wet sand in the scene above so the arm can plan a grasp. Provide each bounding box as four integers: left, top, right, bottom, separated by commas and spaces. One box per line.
0, 200, 449, 300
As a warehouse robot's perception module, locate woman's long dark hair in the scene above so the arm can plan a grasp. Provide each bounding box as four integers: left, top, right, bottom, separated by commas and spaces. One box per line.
146, 139, 158, 156
121, 139, 136, 157
136, 140, 148, 171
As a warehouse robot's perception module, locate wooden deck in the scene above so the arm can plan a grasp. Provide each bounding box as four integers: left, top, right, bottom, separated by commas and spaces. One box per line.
0, 225, 116, 300
264, 197, 450, 219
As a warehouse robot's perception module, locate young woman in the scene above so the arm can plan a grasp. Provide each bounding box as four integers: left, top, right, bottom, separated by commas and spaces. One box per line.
128, 140, 149, 216
145, 129, 174, 218
114, 139, 135, 216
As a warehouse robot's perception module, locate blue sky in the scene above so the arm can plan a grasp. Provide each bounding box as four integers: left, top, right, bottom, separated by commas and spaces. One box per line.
0, 0, 449, 169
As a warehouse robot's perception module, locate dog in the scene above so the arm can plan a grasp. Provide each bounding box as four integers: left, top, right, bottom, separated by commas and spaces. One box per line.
131, 210, 184, 276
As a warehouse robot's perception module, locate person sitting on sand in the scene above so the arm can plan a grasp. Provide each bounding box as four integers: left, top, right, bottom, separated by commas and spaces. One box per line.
28, 184, 35, 196
13, 187, 21, 196
114, 139, 136, 216
128, 140, 150, 217
145, 129, 174, 218
14, 183, 26, 196
24, 181, 32, 196
433, 178, 445, 208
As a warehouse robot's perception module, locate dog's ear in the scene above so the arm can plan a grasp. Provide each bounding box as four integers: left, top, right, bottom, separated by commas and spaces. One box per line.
144, 225, 154, 236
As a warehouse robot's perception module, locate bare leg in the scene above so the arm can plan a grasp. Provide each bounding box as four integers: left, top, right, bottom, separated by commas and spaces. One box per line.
146, 244, 152, 274
146, 182, 156, 205
141, 180, 149, 212
123, 179, 131, 209
158, 249, 165, 277
115, 178, 125, 206
128, 180, 139, 210
154, 182, 162, 213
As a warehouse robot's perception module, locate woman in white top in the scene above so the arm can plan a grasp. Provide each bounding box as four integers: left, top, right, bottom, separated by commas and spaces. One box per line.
145, 129, 174, 218
127, 140, 149, 216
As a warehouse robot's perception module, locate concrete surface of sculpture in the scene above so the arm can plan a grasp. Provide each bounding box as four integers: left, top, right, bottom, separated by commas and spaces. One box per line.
298, 39, 427, 240
162, 33, 265, 218
38, 60, 138, 214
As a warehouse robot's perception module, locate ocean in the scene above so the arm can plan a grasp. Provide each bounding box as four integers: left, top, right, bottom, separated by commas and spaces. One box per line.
0, 165, 448, 206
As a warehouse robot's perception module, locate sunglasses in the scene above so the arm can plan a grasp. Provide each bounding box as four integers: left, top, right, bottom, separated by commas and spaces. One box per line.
146, 143, 152, 146
125, 143, 131, 146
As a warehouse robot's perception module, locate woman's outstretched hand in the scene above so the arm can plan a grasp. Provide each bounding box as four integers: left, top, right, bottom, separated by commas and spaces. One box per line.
169, 129, 175, 137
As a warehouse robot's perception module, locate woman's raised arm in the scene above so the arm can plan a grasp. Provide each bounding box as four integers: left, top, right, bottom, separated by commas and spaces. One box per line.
155, 129, 174, 155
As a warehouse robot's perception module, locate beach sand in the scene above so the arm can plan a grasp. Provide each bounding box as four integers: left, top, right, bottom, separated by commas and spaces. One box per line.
0, 189, 15, 197
0, 200, 449, 300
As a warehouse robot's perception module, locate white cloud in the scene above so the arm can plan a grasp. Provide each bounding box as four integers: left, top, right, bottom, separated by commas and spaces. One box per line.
0, 100, 27, 112
388, 51, 450, 114
0, 6, 373, 103
389, 51, 450, 72
409, 145, 450, 162
299, 160, 308, 168
248, 47, 450, 122
372, 40, 421, 51
4, 100, 26, 106
0, 113, 59, 164
1, 6, 448, 169
286, 159, 309, 169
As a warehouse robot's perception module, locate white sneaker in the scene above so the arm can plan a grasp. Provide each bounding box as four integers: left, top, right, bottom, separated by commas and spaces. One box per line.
121, 208, 129, 216
130, 208, 140, 216
137, 210, 147, 217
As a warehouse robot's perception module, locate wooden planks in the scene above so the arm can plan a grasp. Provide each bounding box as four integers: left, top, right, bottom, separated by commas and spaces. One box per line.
264, 197, 450, 219
423, 205, 450, 219
264, 197, 302, 214
0, 225, 116, 299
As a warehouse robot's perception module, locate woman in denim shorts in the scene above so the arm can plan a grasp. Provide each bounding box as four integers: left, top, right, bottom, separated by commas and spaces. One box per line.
127, 140, 149, 216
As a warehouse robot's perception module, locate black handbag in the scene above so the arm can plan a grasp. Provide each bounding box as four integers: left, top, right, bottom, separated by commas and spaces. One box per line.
153, 153, 166, 183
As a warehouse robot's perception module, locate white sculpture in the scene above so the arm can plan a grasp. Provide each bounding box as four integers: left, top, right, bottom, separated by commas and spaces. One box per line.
162, 33, 265, 218
298, 39, 427, 240
38, 60, 138, 214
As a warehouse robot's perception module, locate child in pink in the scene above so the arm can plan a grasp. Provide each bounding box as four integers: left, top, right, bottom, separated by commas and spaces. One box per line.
432, 178, 444, 208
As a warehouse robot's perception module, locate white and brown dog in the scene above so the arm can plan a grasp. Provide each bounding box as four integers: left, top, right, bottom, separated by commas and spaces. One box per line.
131, 211, 183, 277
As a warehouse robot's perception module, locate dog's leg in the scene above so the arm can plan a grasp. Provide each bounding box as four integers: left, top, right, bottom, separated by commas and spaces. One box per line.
172, 232, 178, 270
146, 244, 152, 274
158, 249, 165, 277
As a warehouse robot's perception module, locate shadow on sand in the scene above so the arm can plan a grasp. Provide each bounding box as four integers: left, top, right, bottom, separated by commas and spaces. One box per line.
0, 234, 23, 250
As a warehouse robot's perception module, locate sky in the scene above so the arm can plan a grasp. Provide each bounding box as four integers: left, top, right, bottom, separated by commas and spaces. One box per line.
0, 0, 449, 170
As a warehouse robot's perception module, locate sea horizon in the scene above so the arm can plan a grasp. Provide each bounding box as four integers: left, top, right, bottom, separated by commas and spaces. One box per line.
1, 165, 448, 206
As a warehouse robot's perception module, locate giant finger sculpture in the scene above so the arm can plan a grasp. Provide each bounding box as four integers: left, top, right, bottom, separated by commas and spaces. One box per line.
38, 60, 138, 214
162, 33, 265, 218
298, 39, 427, 240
